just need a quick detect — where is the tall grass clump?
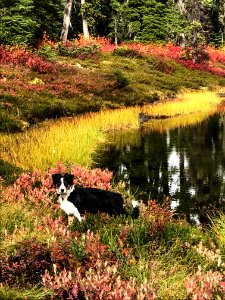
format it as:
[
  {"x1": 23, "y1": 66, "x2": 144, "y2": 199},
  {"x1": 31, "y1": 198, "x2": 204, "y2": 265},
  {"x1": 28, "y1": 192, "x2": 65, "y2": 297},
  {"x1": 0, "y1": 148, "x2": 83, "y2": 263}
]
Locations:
[
  {"x1": 0, "y1": 285, "x2": 52, "y2": 300},
  {"x1": 0, "y1": 203, "x2": 34, "y2": 240},
  {"x1": 0, "y1": 108, "x2": 139, "y2": 170}
]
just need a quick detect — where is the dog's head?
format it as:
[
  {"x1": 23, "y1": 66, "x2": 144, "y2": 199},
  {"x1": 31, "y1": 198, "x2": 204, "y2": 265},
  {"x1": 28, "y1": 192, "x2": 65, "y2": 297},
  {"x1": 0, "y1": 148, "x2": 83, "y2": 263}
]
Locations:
[{"x1": 52, "y1": 173, "x2": 74, "y2": 195}]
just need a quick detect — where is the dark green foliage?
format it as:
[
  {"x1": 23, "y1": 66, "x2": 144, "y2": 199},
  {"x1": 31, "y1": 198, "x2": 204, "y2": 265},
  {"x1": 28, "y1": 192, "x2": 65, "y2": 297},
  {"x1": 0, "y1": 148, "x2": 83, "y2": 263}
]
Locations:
[
  {"x1": 0, "y1": 0, "x2": 38, "y2": 45},
  {"x1": 0, "y1": 113, "x2": 26, "y2": 132},
  {"x1": 138, "y1": 0, "x2": 184, "y2": 43},
  {"x1": 0, "y1": 0, "x2": 63, "y2": 45},
  {"x1": 114, "y1": 69, "x2": 130, "y2": 88},
  {"x1": 208, "y1": 0, "x2": 224, "y2": 47},
  {"x1": 57, "y1": 43, "x2": 100, "y2": 59},
  {"x1": 36, "y1": 45, "x2": 57, "y2": 59},
  {"x1": 0, "y1": 93, "x2": 29, "y2": 131},
  {"x1": 113, "y1": 47, "x2": 142, "y2": 58},
  {"x1": 25, "y1": 102, "x2": 72, "y2": 124},
  {"x1": 70, "y1": 239, "x2": 87, "y2": 263}
]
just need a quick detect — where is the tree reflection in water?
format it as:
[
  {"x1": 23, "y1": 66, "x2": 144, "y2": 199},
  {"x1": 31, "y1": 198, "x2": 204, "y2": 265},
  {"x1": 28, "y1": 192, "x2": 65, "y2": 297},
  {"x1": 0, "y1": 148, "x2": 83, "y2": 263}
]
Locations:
[{"x1": 95, "y1": 113, "x2": 225, "y2": 225}]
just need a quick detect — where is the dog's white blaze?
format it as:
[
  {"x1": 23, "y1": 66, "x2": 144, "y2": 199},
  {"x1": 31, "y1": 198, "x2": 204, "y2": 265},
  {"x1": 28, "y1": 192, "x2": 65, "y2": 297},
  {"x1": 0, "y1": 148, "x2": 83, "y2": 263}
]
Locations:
[
  {"x1": 131, "y1": 200, "x2": 139, "y2": 208},
  {"x1": 58, "y1": 178, "x2": 66, "y2": 193},
  {"x1": 58, "y1": 196, "x2": 82, "y2": 222}
]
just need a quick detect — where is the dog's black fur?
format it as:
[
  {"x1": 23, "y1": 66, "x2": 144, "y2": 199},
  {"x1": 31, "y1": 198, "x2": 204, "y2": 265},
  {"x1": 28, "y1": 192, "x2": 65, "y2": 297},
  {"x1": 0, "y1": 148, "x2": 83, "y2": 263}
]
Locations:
[{"x1": 52, "y1": 173, "x2": 139, "y2": 221}]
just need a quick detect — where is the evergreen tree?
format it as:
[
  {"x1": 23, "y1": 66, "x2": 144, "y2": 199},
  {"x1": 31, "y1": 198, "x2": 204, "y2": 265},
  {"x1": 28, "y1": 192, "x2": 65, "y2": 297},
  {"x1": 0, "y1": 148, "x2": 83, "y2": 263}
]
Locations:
[
  {"x1": 0, "y1": 0, "x2": 223, "y2": 47},
  {"x1": 0, "y1": 0, "x2": 38, "y2": 45},
  {"x1": 209, "y1": 0, "x2": 225, "y2": 46},
  {"x1": 0, "y1": 0, "x2": 63, "y2": 45},
  {"x1": 139, "y1": 0, "x2": 184, "y2": 43}
]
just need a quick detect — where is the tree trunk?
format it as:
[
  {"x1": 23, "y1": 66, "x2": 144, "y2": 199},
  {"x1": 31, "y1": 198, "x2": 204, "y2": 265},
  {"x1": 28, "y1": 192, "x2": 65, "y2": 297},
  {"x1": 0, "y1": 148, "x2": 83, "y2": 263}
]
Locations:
[
  {"x1": 114, "y1": 15, "x2": 118, "y2": 46},
  {"x1": 61, "y1": 0, "x2": 73, "y2": 42},
  {"x1": 175, "y1": 0, "x2": 186, "y2": 15},
  {"x1": 81, "y1": 0, "x2": 90, "y2": 39}
]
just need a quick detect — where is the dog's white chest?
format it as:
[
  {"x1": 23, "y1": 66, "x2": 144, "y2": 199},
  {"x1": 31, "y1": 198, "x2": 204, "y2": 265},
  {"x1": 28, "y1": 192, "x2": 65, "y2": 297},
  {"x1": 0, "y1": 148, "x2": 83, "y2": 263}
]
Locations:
[
  {"x1": 60, "y1": 199, "x2": 75, "y2": 215},
  {"x1": 58, "y1": 195, "x2": 82, "y2": 222}
]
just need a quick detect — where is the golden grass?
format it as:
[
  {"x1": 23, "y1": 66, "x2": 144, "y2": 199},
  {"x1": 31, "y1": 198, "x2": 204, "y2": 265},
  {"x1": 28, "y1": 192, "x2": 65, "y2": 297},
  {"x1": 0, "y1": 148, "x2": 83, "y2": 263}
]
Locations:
[
  {"x1": 0, "y1": 109, "x2": 139, "y2": 170},
  {"x1": 0, "y1": 91, "x2": 221, "y2": 170},
  {"x1": 142, "y1": 91, "x2": 221, "y2": 117},
  {"x1": 141, "y1": 112, "x2": 211, "y2": 133}
]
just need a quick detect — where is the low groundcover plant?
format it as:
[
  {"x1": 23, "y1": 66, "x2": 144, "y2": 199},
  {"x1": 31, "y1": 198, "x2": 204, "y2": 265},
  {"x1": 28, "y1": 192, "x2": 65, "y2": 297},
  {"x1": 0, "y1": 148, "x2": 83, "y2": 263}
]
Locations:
[{"x1": 1, "y1": 162, "x2": 225, "y2": 299}]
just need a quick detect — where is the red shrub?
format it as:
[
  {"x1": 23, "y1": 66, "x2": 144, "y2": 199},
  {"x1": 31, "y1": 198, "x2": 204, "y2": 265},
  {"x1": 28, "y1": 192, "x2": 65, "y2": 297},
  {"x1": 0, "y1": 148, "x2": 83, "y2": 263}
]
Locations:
[
  {"x1": 3, "y1": 162, "x2": 113, "y2": 208},
  {"x1": 0, "y1": 46, "x2": 56, "y2": 73},
  {"x1": 42, "y1": 259, "x2": 157, "y2": 300},
  {"x1": 143, "y1": 199, "x2": 174, "y2": 235},
  {"x1": 0, "y1": 238, "x2": 52, "y2": 287},
  {"x1": 207, "y1": 47, "x2": 225, "y2": 64},
  {"x1": 185, "y1": 269, "x2": 225, "y2": 300}
]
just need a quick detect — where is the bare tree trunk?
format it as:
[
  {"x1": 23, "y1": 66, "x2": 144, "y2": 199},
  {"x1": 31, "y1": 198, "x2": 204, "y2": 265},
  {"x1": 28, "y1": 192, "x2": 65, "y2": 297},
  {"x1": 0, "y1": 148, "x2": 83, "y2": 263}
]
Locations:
[
  {"x1": 114, "y1": 15, "x2": 118, "y2": 46},
  {"x1": 81, "y1": 0, "x2": 90, "y2": 39},
  {"x1": 175, "y1": 0, "x2": 186, "y2": 14},
  {"x1": 61, "y1": 0, "x2": 73, "y2": 42}
]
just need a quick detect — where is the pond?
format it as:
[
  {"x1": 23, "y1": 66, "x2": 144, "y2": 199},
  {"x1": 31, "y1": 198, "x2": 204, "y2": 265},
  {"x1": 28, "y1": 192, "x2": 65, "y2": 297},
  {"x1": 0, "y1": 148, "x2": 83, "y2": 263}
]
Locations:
[{"x1": 95, "y1": 113, "x2": 225, "y2": 225}]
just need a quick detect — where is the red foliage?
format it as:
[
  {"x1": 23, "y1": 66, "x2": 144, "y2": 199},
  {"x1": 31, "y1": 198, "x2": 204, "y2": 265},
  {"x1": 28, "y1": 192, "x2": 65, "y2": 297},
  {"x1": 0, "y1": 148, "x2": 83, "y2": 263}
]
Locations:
[
  {"x1": 207, "y1": 47, "x2": 225, "y2": 64},
  {"x1": 0, "y1": 238, "x2": 52, "y2": 287},
  {"x1": 75, "y1": 34, "x2": 115, "y2": 52},
  {"x1": 0, "y1": 46, "x2": 56, "y2": 73},
  {"x1": 185, "y1": 269, "x2": 225, "y2": 300},
  {"x1": 42, "y1": 259, "x2": 157, "y2": 300},
  {"x1": 51, "y1": 162, "x2": 113, "y2": 189},
  {"x1": 2, "y1": 162, "x2": 112, "y2": 208},
  {"x1": 143, "y1": 199, "x2": 174, "y2": 235},
  {"x1": 112, "y1": 42, "x2": 225, "y2": 77},
  {"x1": 3, "y1": 39, "x2": 225, "y2": 80},
  {"x1": 0, "y1": 163, "x2": 179, "y2": 298},
  {"x1": 179, "y1": 59, "x2": 225, "y2": 76}
]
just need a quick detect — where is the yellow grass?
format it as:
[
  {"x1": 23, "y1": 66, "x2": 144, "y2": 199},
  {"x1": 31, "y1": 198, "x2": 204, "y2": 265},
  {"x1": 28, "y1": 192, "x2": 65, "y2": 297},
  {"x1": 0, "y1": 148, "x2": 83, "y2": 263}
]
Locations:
[
  {"x1": 142, "y1": 91, "x2": 221, "y2": 117},
  {"x1": 0, "y1": 91, "x2": 221, "y2": 170},
  {"x1": 141, "y1": 112, "x2": 211, "y2": 133}
]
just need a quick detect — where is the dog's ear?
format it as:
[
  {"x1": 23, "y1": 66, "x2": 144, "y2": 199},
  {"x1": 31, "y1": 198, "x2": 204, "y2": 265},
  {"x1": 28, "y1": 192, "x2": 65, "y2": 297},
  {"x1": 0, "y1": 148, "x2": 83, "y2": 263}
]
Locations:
[
  {"x1": 52, "y1": 173, "x2": 61, "y2": 185},
  {"x1": 64, "y1": 173, "x2": 74, "y2": 185}
]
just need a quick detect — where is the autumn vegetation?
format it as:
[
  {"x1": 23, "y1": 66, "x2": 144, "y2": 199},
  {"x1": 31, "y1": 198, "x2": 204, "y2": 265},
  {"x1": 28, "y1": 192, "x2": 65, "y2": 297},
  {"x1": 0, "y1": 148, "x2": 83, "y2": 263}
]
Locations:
[
  {"x1": 2, "y1": 36, "x2": 225, "y2": 299},
  {"x1": 1, "y1": 162, "x2": 225, "y2": 299}
]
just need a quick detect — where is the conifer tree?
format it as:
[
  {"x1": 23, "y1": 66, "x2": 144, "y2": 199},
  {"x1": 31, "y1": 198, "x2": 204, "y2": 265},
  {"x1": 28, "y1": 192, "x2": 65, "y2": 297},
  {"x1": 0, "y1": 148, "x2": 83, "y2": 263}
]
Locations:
[{"x1": 0, "y1": 0, "x2": 63, "y2": 45}]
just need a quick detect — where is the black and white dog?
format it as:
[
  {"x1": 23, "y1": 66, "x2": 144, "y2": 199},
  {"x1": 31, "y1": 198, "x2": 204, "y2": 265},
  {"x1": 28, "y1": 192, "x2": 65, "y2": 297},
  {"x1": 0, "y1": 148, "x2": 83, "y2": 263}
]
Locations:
[{"x1": 52, "y1": 173, "x2": 139, "y2": 224}]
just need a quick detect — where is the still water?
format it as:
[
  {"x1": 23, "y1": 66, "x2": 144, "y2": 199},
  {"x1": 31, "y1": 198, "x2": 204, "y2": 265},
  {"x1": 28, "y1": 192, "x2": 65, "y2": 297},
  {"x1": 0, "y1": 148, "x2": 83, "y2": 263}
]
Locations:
[{"x1": 96, "y1": 113, "x2": 225, "y2": 225}]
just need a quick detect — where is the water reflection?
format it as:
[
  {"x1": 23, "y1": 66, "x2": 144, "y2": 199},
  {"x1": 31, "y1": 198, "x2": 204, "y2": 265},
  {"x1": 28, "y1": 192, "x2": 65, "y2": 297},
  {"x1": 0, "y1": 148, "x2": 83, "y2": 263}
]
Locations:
[{"x1": 95, "y1": 113, "x2": 225, "y2": 224}]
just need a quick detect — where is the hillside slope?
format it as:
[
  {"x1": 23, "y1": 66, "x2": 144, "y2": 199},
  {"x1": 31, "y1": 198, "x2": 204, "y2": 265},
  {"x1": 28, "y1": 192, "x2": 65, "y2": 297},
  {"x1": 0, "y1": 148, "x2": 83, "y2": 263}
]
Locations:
[{"x1": 1, "y1": 48, "x2": 225, "y2": 133}]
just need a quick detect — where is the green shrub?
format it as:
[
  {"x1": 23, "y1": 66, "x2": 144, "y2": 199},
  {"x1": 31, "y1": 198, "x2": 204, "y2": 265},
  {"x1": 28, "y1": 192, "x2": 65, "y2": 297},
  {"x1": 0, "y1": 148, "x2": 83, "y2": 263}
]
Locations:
[
  {"x1": 57, "y1": 42, "x2": 100, "y2": 59},
  {"x1": 36, "y1": 45, "x2": 57, "y2": 59},
  {"x1": 0, "y1": 203, "x2": 33, "y2": 240},
  {"x1": 0, "y1": 285, "x2": 51, "y2": 300},
  {"x1": 113, "y1": 47, "x2": 142, "y2": 58},
  {"x1": 114, "y1": 70, "x2": 130, "y2": 88}
]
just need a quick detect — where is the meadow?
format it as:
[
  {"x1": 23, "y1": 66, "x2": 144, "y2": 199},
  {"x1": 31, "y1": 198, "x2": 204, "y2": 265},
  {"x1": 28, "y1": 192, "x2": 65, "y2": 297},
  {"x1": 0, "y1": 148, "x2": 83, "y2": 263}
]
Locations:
[
  {"x1": 1, "y1": 163, "x2": 225, "y2": 299},
  {"x1": 2, "y1": 39, "x2": 225, "y2": 299}
]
